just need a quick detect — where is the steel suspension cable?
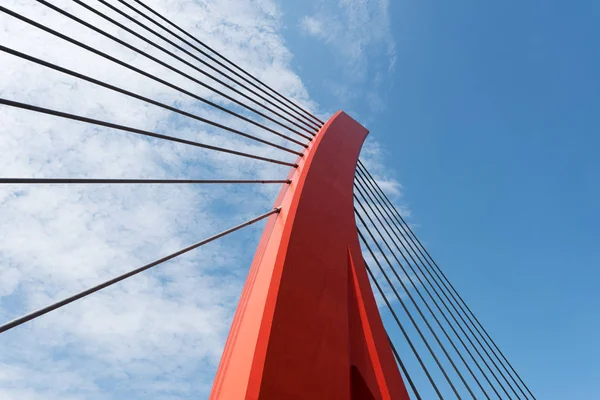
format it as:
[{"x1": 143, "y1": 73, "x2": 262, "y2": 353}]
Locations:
[
  {"x1": 0, "y1": 98, "x2": 297, "y2": 168},
  {"x1": 357, "y1": 224, "x2": 463, "y2": 399},
  {"x1": 355, "y1": 166, "x2": 518, "y2": 397},
  {"x1": 388, "y1": 336, "x2": 423, "y2": 400},
  {"x1": 355, "y1": 168, "x2": 514, "y2": 399},
  {"x1": 0, "y1": 178, "x2": 291, "y2": 185},
  {"x1": 354, "y1": 184, "x2": 493, "y2": 399},
  {"x1": 355, "y1": 174, "x2": 512, "y2": 398},
  {"x1": 356, "y1": 161, "x2": 529, "y2": 399},
  {"x1": 129, "y1": 0, "x2": 325, "y2": 128},
  {"x1": 356, "y1": 162, "x2": 524, "y2": 399},
  {"x1": 0, "y1": 44, "x2": 301, "y2": 159},
  {"x1": 356, "y1": 204, "x2": 473, "y2": 399},
  {"x1": 356, "y1": 160, "x2": 534, "y2": 399},
  {"x1": 363, "y1": 258, "x2": 444, "y2": 400},
  {"x1": 388, "y1": 331, "x2": 422, "y2": 400},
  {"x1": 403, "y1": 233, "x2": 534, "y2": 399},
  {"x1": 101, "y1": 0, "x2": 321, "y2": 134},
  {"x1": 7, "y1": 3, "x2": 310, "y2": 148},
  {"x1": 61, "y1": 0, "x2": 316, "y2": 141},
  {"x1": 0, "y1": 208, "x2": 280, "y2": 334}
]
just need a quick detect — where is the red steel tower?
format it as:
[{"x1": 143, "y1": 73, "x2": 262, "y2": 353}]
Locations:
[{"x1": 211, "y1": 112, "x2": 410, "y2": 400}]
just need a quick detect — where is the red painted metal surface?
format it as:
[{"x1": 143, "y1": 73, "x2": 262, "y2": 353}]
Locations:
[{"x1": 210, "y1": 111, "x2": 410, "y2": 400}]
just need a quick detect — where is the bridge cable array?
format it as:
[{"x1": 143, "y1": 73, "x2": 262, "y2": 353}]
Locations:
[
  {"x1": 125, "y1": 0, "x2": 325, "y2": 128},
  {"x1": 0, "y1": 208, "x2": 280, "y2": 334},
  {"x1": 0, "y1": 0, "x2": 322, "y2": 332},
  {"x1": 354, "y1": 160, "x2": 536, "y2": 399},
  {"x1": 0, "y1": 1, "x2": 536, "y2": 398}
]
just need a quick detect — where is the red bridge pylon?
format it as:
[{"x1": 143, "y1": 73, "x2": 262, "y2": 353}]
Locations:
[{"x1": 211, "y1": 111, "x2": 410, "y2": 400}]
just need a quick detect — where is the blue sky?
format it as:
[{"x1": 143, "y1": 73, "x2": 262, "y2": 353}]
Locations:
[
  {"x1": 283, "y1": 1, "x2": 599, "y2": 398},
  {"x1": 0, "y1": 0, "x2": 598, "y2": 399}
]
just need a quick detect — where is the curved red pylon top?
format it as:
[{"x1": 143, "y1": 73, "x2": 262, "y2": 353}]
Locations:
[{"x1": 211, "y1": 111, "x2": 409, "y2": 400}]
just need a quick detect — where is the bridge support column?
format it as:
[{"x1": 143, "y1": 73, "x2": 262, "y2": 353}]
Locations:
[{"x1": 211, "y1": 111, "x2": 409, "y2": 400}]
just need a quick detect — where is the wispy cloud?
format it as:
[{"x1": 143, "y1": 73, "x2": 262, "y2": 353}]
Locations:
[{"x1": 299, "y1": 0, "x2": 396, "y2": 113}]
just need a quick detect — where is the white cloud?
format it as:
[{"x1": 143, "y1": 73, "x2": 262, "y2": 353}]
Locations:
[
  {"x1": 299, "y1": 0, "x2": 396, "y2": 85},
  {"x1": 0, "y1": 0, "x2": 405, "y2": 398},
  {"x1": 0, "y1": 0, "x2": 309, "y2": 398},
  {"x1": 299, "y1": 15, "x2": 324, "y2": 38},
  {"x1": 360, "y1": 139, "x2": 405, "y2": 199}
]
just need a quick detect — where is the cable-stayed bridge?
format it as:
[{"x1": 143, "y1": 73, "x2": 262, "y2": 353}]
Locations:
[{"x1": 0, "y1": 1, "x2": 534, "y2": 399}]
